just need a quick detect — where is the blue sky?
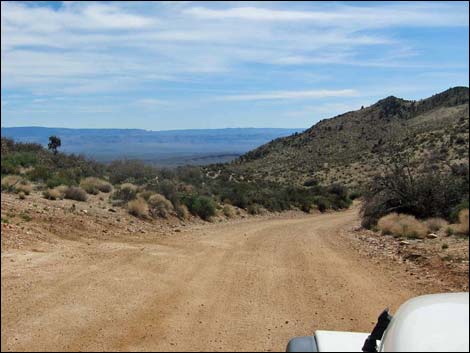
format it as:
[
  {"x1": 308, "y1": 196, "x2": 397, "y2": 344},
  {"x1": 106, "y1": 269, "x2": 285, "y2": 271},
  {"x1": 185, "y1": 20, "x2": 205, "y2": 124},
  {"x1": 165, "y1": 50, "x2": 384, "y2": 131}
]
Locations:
[{"x1": 1, "y1": 1, "x2": 469, "y2": 130}]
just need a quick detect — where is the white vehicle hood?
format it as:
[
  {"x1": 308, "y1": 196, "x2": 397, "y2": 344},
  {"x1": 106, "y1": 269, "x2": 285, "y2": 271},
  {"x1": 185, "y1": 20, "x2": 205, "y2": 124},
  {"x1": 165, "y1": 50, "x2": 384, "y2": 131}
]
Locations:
[{"x1": 315, "y1": 330, "x2": 372, "y2": 352}]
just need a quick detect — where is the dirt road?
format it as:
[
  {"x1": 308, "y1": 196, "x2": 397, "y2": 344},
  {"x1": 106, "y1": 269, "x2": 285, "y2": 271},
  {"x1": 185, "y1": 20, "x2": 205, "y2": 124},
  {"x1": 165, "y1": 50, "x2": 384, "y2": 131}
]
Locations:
[{"x1": 2, "y1": 207, "x2": 426, "y2": 351}]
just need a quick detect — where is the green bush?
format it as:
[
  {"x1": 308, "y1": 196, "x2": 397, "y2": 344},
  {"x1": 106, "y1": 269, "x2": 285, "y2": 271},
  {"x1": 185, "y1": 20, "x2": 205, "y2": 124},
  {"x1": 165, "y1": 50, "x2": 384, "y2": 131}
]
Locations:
[
  {"x1": 183, "y1": 195, "x2": 216, "y2": 220},
  {"x1": 315, "y1": 197, "x2": 331, "y2": 213}
]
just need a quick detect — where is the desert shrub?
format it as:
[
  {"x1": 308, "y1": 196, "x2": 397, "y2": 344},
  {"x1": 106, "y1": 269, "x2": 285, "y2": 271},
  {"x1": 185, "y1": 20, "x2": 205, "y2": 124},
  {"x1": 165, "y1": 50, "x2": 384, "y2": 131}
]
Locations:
[
  {"x1": 1, "y1": 175, "x2": 23, "y2": 192},
  {"x1": 247, "y1": 203, "x2": 263, "y2": 215},
  {"x1": 223, "y1": 204, "x2": 236, "y2": 218},
  {"x1": 64, "y1": 186, "x2": 88, "y2": 202},
  {"x1": 97, "y1": 180, "x2": 112, "y2": 193},
  {"x1": 148, "y1": 193, "x2": 174, "y2": 218},
  {"x1": 183, "y1": 195, "x2": 216, "y2": 220},
  {"x1": 349, "y1": 190, "x2": 362, "y2": 200},
  {"x1": 450, "y1": 200, "x2": 469, "y2": 223},
  {"x1": 453, "y1": 209, "x2": 469, "y2": 235},
  {"x1": 175, "y1": 204, "x2": 190, "y2": 220},
  {"x1": 303, "y1": 178, "x2": 319, "y2": 187},
  {"x1": 127, "y1": 198, "x2": 149, "y2": 218},
  {"x1": 43, "y1": 188, "x2": 62, "y2": 200},
  {"x1": 54, "y1": 185, "x2": 68, "y2": 197},
  {"x1": 1, "y1": 152, "x2": 38, "y2": 176},
  {"x1": 108, "y1": 160, "x2": 156, "y2": 184},
  {"x1": 361, "y1": 154, "x2": 469, "y2": 228},
  {"x1": 15, "y1": 182, "x2": 32, "y2": 195},
  {"x1": 80, "y1": 177, "x2": 112, "y2": 195},
  {"x1": 314, "y1": 196, "x2": 331, "y2": 213},
  {"x1": 138, "y1": 190, "x2": 155, "y2": 201},
  {"x1": 112, "y1": 183, "x2": 138, "y2": 203},
  {"x1": 425, "y1": 218, "x2": 449, "y2": 232},
  {"x1": 377, "y1": 213, "x2": 429, "y2": 239},
  {"x1": 154, "y1": 180, "x2": 179, "y2": 206}
]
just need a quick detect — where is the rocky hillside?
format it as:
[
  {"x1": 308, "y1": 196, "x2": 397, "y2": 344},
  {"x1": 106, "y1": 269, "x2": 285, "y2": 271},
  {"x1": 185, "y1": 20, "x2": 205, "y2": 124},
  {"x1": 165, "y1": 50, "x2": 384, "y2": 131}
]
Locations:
[{"x1": 226, "y1": 87, "x2": 469, "y2": 189}]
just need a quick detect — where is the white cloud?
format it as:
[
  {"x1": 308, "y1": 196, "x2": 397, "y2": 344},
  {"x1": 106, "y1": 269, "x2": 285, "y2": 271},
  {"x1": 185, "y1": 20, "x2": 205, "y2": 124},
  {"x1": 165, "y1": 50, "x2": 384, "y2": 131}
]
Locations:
[
  {"x1": 217, "y1": 89, "x2": 359, "y2": 101},
  {"x1": 186, "y1": 3, "x2": 469, "y2": 28},
  {"x1": 1, "y1": 1, "x2": 468, "y2": 100}
]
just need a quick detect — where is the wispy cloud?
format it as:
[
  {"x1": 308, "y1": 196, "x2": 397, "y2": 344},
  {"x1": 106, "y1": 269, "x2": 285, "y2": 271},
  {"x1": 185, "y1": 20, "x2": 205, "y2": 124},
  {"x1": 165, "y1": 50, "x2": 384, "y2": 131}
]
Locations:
[
  {"x1": 185, "y1": 3, "x2": 469, "y2": 27},
  {"x1": 217, "y1": 89, "x2": 359, "y2": 101},
  {"x1": 1, "y1": 1, "x2": 468, "y2": 129}
]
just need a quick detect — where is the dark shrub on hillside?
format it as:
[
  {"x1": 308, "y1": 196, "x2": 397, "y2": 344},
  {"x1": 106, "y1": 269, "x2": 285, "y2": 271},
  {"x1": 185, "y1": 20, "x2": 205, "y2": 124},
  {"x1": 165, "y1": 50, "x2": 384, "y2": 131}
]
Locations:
[
  {"x1": 182, "y1": 195, "x2": 216, "y2": 220},
  {"x1": 107, "y1": 160, "x2": 156, "y2": 184},
  {"x1": 111, "y1": 183, "x2": 138, "y2": 203},
  {"x1": 150, "y1": 179, "x2": 179, "y2": 207},
  {"x1": 361, "y1": 154, "x2": 469, "y2": 228},
  {"x1": 314, "y1": 196, "x2": 332, "y2": 213},
  {"x1": 64, "y1": 186, "x2": 88, "y2": 202},
  {"x1": 303, "y1": 178, "x2": 319, "y2": 187},
  {"x1": 451, "y1": 200, "x2": 470, "y2": 223}
]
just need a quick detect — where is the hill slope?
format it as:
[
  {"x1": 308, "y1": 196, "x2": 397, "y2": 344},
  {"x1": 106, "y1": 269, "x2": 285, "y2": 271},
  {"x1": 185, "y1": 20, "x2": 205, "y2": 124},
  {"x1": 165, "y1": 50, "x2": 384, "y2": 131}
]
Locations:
[{"x1": 226, "y1": 87, "x2": 469, "y2": 188}]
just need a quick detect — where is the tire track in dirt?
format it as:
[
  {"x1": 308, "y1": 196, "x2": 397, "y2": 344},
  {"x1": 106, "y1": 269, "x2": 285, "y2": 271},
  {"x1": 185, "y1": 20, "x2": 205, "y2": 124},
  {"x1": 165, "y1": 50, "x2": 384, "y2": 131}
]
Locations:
[{"x1": 2, "y1": 207, "x2": 427, "y2": 352}]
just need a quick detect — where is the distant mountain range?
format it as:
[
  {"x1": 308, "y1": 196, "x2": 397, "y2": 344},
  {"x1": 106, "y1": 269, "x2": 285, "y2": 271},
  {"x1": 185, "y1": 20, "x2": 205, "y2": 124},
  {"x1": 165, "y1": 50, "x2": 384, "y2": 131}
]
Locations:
[
  {"x1": 0, "y1": 127, "x2": 304, "y2": 166},
  {"x1": 225, "y1": 87, "x2": 469, "y2": 188}
]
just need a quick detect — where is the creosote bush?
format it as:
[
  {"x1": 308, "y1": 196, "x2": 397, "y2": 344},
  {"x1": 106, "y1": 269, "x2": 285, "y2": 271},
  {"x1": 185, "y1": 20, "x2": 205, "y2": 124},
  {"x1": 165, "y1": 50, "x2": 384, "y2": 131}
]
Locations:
[{"x1": 183, "y1": 195, "x2": 216, "y2": 220}]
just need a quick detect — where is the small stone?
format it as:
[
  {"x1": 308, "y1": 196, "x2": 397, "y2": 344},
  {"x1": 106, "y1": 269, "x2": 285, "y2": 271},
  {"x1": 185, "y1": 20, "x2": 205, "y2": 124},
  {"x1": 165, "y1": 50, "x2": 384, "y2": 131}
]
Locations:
[
  {"x1": 426, "y1": 233, "x2": 438, "y2": 239},
  {"x1": 108, "y1": 208, "x2": 117, "y2": 213},
  {"x1": 399, "y1": 241, "x2": 410, "y2": 246}
]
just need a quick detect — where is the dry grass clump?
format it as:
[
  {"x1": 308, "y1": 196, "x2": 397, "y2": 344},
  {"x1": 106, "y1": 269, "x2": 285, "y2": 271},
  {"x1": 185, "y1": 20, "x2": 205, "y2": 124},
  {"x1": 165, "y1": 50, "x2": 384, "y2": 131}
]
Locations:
[
  {"x1": 64, "y1": 186, "x2": 88, "y2": 202},
  {"x1": 43, "y1": 188, "x2": 63, "y2": 200},
  {"x1": 15, "y1": 181, "x2": 32, "y2": 195},
  {"x1": 175, "y1": 204, "x2": 189, "y2": 220},
  {"x1": 128, "y1": 198, "x2": 149, "y2": 218},
  {"x1": 54, "y1": 185, "x2": 68, "y2": 197},
  {"x1": 378, "y1": 213, "x2": 429, "y2": 239},
  {"x1": 425, "y1": 217, "x2": 449, "y2": 232},
  {"x1": 148, "y1": 193, "x2": 174, "y2": 218},
  {"x1": 80, "y1": 177, "x2": 113, "y2": 195},
  {"x1": 1, "y1": 175, "x2": 23, "y2": 192},
  {"x1": 449, "y1": 209, "x2": 469, "y2": 236},
  {"x1": 113, "y1": 183, "x2": 138, "y2": 202},
  {"x1": 138, "y1": 190, "x2": 155, "y2": 201},
  {"x1": 1, "y1": 175, "x2": 32, "y2": 195},
  {"x1": 223, "y1": 204, "x2": 236, "y2": 218}
]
